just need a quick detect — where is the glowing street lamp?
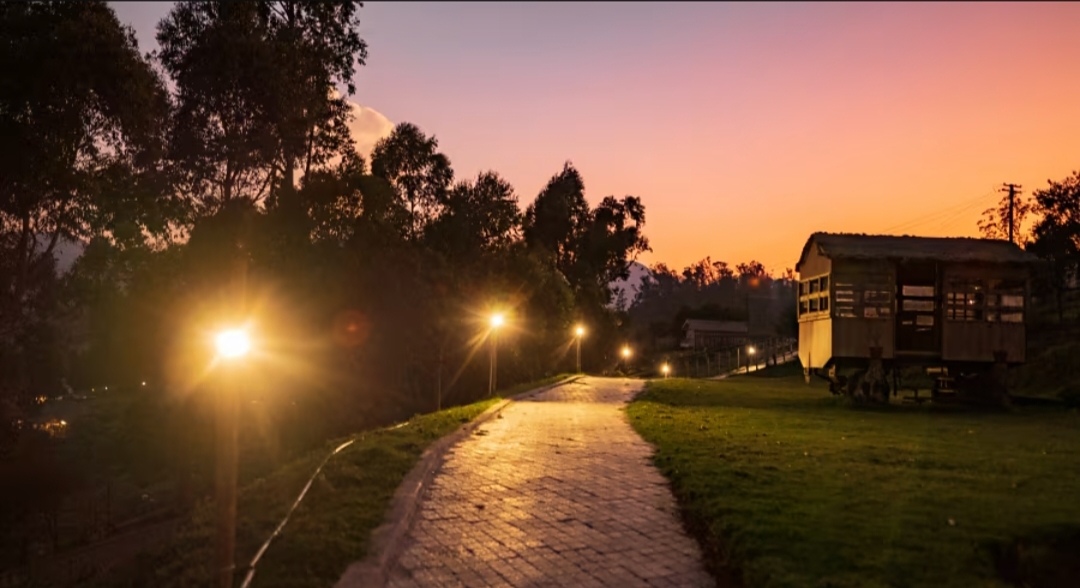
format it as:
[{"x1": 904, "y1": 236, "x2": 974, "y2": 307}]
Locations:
[
  {"x1": 574, "y1": 325, "x2": 586, "y2": 374},
  {"x1": 488, "y1": 314, "x2": 504, "y2": 396},
  {"x1": 215, "y1": 328, "x2": 251, "y2": 359},
  {"x1": 747, "y1": 345, "x2": 757, "y2": 372},
  {"x1": 620, "y1": 345, "x2": 633, "y2": 372},
  {"x1": 212, "y1": 326, "x2": 251, "y2": 588},
  {"x1": 661, "y1": 363, "x2": 671, "y2": 378}
]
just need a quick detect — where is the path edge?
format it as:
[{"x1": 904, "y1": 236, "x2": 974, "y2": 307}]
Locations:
[{"x1": 334, "y1": 375, "x2": 584, "y2": 588}]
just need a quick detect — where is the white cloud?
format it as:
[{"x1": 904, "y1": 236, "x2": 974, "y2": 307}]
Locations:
[{"x1": 346, "y1": 100, "x2": 395, "y2": 162}]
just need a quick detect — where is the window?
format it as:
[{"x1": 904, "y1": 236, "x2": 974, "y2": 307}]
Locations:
[
  {"x1": 903, "y1": 299, "x2": 935, "y2": 312},
  {"x1": 830, "y1": 279, "x2": 891, "y2": 319},
  {"x1": 903, "y1": 285, "x2": 935, "y2": 297},
  {"x1": 798, "y1": 274, "x2": 831, "y2": 320},
  {"x1": 835, "y1": 283, "x2": 856, "y2": 318},
  {"x1": 948, "y1": 279, "x2": 1025, "y2": 323},
  {"x1": 863, "y1": 289, "x2": 892, "y2": 318}
]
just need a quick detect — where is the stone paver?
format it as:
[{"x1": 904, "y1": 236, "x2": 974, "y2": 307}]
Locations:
[{"x1": 385, "y1": 377, "x2": 714, "y2": 588}]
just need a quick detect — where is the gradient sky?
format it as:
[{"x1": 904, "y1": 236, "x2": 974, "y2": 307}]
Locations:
[{"x1": 112, "y1": 2, "x2": 1080, "y2": 274}]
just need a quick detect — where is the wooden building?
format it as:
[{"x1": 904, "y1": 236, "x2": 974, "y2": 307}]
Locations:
[
  {"x1": 795, "y1": 233, "x2": 1038, "y2": 399},
  {"x1": 680, "y1": 319, "x2": 749, "y2": 350}
]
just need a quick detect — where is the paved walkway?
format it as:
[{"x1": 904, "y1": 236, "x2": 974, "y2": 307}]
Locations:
[{"x1": 382, "y1": 377, "x2": 713, "y2": 587}]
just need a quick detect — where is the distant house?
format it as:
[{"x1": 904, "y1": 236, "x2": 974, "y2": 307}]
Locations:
[{"x1": 681, "y1": 319, "x2": 749, "y2": 350}]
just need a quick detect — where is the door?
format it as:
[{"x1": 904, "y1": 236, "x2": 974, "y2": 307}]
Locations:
[{"x1": 895, "y1": 262, "x2": 940, "y2": 354}]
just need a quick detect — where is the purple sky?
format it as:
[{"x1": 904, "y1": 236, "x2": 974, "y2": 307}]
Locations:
[{"x1": 111, "y1": 2, "x2": 1080, "y2": 273}]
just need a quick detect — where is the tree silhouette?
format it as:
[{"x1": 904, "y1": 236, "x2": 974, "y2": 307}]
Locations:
[
  {"x1": 371, "y1": 122, "x2": 454, "y2": 242},
  {"x1": 1, "y1": 0, "x2": 168, "y2": 415}
]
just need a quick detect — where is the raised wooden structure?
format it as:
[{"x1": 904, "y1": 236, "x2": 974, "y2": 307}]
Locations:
[{"x1": 795, "y1": 232, "x2": 1038, "y2": 402}]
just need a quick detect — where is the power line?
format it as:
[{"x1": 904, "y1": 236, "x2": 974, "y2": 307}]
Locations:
[
  {"x1": 882, "y1": 188, "x2": 998, "y2": 234},
  {"x1": 925, "y1": 197, "x2": 997, "y2": 234}
]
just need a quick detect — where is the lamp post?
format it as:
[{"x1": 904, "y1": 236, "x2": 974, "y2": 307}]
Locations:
[
  {"x1": 661, "y1": 363, "x2": 671, "y2": 378},
  {"x1": 213, "y1": 327, "x2": 250, "y2": 588},
  {"x1": 489, "y1": 314, "x2": 504, "y2": 396},
  {"x1": 747, "y1": 345, "x2": 757, "y2": 373},
  {"x1": 574, "y1": 325, "x2": 585, "y2": 374},
  {"x1": 621, "y1": 345, "x2": 632, "y2": 371}
]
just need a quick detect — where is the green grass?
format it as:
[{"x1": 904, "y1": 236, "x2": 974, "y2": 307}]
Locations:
[
  {"x1": 628, "y1": 366, "x2": 1080, "y2": 588},
  {"x1": 99, "y1": 397, "x2": 499, "y2": 587}
]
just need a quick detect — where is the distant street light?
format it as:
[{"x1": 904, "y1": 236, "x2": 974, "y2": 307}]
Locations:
[
  {"x1": 488, "y1": 314, "x2": 504, "y2": 396},
  {"x1": 574, "y1": 325, "x2": 586, "y2": 374},
  {"x1": 213, "y1": 326, "x2": 251, "y2": 588},
  {"x1": 621, "y1": 345, "x2": 632, "y2": 372},
  {"x1": 661, "y1": 363, "x2": 671, "y2": 378},
  {"x1": 747, "y1": 345, "x2": 757, "y2": 372}
]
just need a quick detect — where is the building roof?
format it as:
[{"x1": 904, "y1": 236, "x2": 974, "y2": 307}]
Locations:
[
  {"x1": 796, "y1": 232, "x2": 1039, "y2": 272},
  {"x1": 682, "y1": 319, "x2": 749, "y2": 333}
]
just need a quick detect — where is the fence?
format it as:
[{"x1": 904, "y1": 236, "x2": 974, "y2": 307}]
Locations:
[{"x1": 666, "y1": 337, "x2": 798, "y2": 379}]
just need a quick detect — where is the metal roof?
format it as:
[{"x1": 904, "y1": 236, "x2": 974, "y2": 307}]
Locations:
[{"x1": 796, "y1": 232, "x2": 1039, "y2": 272}]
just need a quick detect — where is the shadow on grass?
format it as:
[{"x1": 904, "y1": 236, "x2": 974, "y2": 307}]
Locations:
[{"x1": 988, "y1": 524, "x2": 1080, "y2": 588}]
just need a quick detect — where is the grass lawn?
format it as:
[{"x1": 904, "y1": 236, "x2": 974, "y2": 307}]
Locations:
[{"x1": 628, "y1": 365, "x2": 1080, "y2": 588}]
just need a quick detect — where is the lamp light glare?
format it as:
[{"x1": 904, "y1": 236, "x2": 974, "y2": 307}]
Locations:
[
  {"x1": 490, "y1": 313, "x2": 505, "y2": 329},
  {"x1": 215, "y1": 329, "x2": 251, "y2": 359}
]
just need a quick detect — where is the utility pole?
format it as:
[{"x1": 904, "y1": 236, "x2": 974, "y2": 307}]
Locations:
[{"x1": 1002, "y1": 183, "x2": 1022, "y2": 243}]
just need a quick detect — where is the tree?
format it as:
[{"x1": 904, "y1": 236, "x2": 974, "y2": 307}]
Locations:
[
  {"x1": 0, "y1": 0, "x2": 168, "y2": 415},
  {"x1": 1028, "y1": 170, "x2": 1080, "y2": 321},
  {"x1": 978, "y1": 190, "x2": 1034, "y2": 242},
  {"x1": 371, "y1": 123, "x2": 454, "y2": 241},
  {"x1": 157, "y1": 1, "x2": 277, "y2": 215},
  {"x1": 427, "y1": 171, "x2": 521, "y2": 259},
  {"x1": 523, "y1": 162, "x2": 650, "y2": 306},
  {"x1": 523, "y1": 162, "x2": 590, "y2": 278},
  {"x1": 258, "y1": 1, "x2": 367, "y2": 201},
  {"x1": 581, "y1": 195, "x2": 650, "y2": 288},
  {"x1": 156, "y1": 0, "x2": 367, "y2": 217}
]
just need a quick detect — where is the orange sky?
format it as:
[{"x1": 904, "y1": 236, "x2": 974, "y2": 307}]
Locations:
[{"x1": 116, "y1": 2, "x2": 1080, "y2": 274}]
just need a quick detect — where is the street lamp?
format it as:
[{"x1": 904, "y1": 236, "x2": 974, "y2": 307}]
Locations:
[
  {"x1": 216, "y1": 328, "x2": 251, "y2": 359},
  {"x1": 747, "y1": 345, "x2": 757, "y2": 372},
  {"x1": 661, "y1": 363, "x2": 671, "y2": 378},
  {"x1": 574, "y1": 325, "x2": 585, "y2": 374},
  {"x1": 213, "y1": 327, "x2": 250, "y2": 588},
  {"x1": 488, "y1": 314, "x2": 504, "y2": 396},
  {"x1": 620, "y1": 345, "x2": 632, "y2": 372}
]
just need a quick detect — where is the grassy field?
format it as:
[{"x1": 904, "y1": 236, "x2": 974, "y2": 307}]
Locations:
[{"x1": 628, "y1": 365, "x2": 1080, "y2": 588}]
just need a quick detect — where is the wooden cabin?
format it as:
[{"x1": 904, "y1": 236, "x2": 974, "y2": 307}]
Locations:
[{"x1": 795, "y1": 233, "x2": 1038, "y2": 372}]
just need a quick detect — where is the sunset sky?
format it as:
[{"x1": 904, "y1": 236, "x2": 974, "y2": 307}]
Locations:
[{"x1": 112, "y1": 2, "x2": 1080, "y2": 274}]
